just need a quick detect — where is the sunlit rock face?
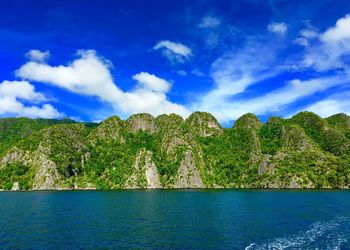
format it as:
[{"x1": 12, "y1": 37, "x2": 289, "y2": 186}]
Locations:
[
  {"x1": 126, "y1": 113, "x2": 158, "y2": 134},
  {"x1": 0, "y1": 111, "x2": 349, "y2": 190}
]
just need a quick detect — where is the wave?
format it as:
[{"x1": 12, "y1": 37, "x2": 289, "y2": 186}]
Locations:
[{"x1": 245, "y1": 217, "x2": 350, "y2": 250}]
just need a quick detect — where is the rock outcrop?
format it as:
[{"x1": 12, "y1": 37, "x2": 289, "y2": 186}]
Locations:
[
  {"x1": 174, "y1": 151, "x2": 204, "y2": 188},
  {"x1": 0, "y1": 111, "x2": 349, "y2": 190},
  {"x1": 126, "y1": 113, "x2": 157, "y2": 134},
  {"x1": 186, "y1": 112, "x2": 223, "y2": 137},
  {"x1": 92, "y1": 116, "x2": 124, "y2": 142},
  {"x1": 11, "y1": 182, "x2": 19, "y2": 191},
  {"x1": 125, "y1": 149, "x2": 162, "y2": 189},
  {"x1": 32, "y1": 151, "x2": 60, "y2": 190}
]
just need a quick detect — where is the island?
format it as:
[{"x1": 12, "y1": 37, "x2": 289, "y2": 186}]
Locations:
[{"x1": 0, "y1": 111, "x2": 349, "y2": 190}]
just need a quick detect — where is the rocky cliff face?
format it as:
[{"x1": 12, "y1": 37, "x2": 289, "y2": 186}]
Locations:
[
  {"x1": 186, "y1": 112, "x2": 223, "y2": 137},
  {"x1": 125, "y1": 149, "x2": 162, "y2": 189},
  {"x1": 154, "y1": 114, "x2": 205, "y2": 187},
  {"x1": 0, "y1": 111, "x2": 349, "y2": 190},
  {"x1": 92, "y1": 116, "x2": 124, "y2": 142},
  {"x1": 126, "y1": 113, "x2": 158, "y2": 134},
  {"x1": 174, "y1": 151, "x2": 204, "y2": 188}
]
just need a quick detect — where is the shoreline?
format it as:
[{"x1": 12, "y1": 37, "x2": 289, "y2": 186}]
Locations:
[{"x1": 1, "y1": 187, "x2": 349, "y2": 192}]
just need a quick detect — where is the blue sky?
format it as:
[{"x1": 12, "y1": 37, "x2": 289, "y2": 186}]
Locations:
[{"x1": 0, "y1": 0, "x2": 350, "y2": 125}]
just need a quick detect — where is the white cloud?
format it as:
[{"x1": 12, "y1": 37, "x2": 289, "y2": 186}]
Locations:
[
  {"x1": 26, "y1": 49, "x2": 50, "y2": 63},
  {"x1": 154, "y1": 41, "x2": 191, "y2": 57},
  {"x1": 193, "y1": 73, "x2": 347, "y2": 123},
  {"x1": 321, "y1": 14, "x2": 350, "y2": 42},
  {"x1": 294, "y1": 28, "x2": 319, "y2": 47},
  {"x1": 305, "y1": 100, "x2": 350, "y2": 117},
  {"x1": 292, "y1": 92, "x2": 350, "y2": 118},
  {"x1": 0, "y1": 80, "x2": 63, "y2": 118},
  {"x1": 17, "y1": 50, "x2": 121, "y2": 103},
  {"x1": 199, "y1": 16, "x2": 221, "y2": 28},
  {"x1": 191, "y1": 69, "x2": 205, "y2": 77},
  {"x1": 17, "y1": 50, "x2": 190, "y2": 118},
  {"x1": 0, "y1": 80, "x2": 45, "y2": 102},
  {"x1": 132, "y1": 72, "x2": 171, "y2": 93},
  {"x1": 302, "y1": 14, "x2": 350, "y2": 73},
  {"x1": 195, "y1": 38, "x2": 281, "y2": 112},
  {"x1": 300, "y1": 28, "x2": 318, "y2": 39},
  {"x1": 190, "y1": 15, "x2": 350, "y2": 123},
  {"x1": 16, "y1": 104, "x2": 63, "y2": 119},
  {"x1": 267, "y1": 22, "x2": 287, "y2": 35},
  {"x1": 177, "y1": 70, "x2": 187, "y2": 76},
  {"x1": 153, "y1": 40, "x2": 192, "y2": 63},
  {"x1": 294, "y1": 37, "x2": 309, "y2": 47}
]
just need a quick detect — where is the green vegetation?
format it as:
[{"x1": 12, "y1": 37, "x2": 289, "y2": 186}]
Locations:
[
  {"x1": 0, "y1": 163, "x2": 34, "y2": 190},
  {"x1": 0, "y1": 111, "x2": 349, "y2": 190},
  {"x1": 0, "y1": 117, "x2": 76, "y2": 156}
]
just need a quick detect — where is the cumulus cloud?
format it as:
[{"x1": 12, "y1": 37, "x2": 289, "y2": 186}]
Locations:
[
  {"x1": 0, "y1": 80, "x2": 45, "y2": 102},
  {"x1": 26, "y1": 49, "x2": 50, "y2": 63},
  {"x1": 17, "y1": 50, "x2": 190, "y2": 118},
  {"x1": 321, "y1": 15, "x2": 350, "y2": 42},
  {"x1": 11, "y1": 14, "x2": 350, "y2": 123},
  {"x1": 199, "y1": 16, "x2": 221, "y2": 28},
  {"x1": 17, "y1": 50, "x2": 119, "y2": 101},
  {"x1": 267, "y1": 22, "x2": 287, "y2": 35},
  {"x1": 302, "y1": 14, "x2": 350, "y2": 73},
  {"x1": 153, "y1": 40, "x2": 192, "y2": 63},
  {"x1": 0, "y1": 80, "x2": 63, "y2": 118},
  {"x1": 132, "y1": 72, "x2": 171, "y2": 93}
]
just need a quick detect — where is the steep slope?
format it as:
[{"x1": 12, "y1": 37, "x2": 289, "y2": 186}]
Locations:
[
  {"x1": 326, "y1": 113, "x2": 350, "y2": 138},
  {"x1": 186, "y1": 112, "x2": 223, "y2": 137},
  {"x1": 0, "y1": 117, "x2": 75, "y2": 157},
  {"x1": 0, "y1": 111, "x2": 350, "y2": 190},
  {"x1": 0, "y1": 123, "x2": 91, "y2": 190},
  {"x1": 256, "y1": 113, "x2": 350, "y2": 188},
  {"x1": 291, "y1": 112, "x2": 349, "y2": 156},
  {"x1": 125, "y1": 149, "x2": 162, "y2": 189},
  {"x1": 155, "y1": 114, "x2": 204, "y2": 188}
]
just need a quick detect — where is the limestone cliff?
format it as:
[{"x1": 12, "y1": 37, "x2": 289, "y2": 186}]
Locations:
[
  {"x1": 0, "y1": 111, "x2": 349, "y2": 190},
  {"x1": 125, "y1": 149, "x2": 162, "y2": 189}
]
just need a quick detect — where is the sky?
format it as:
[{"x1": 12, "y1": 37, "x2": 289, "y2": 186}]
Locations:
[{"x1": 0, "y1": 0, "x2": 350, "y2": 125}]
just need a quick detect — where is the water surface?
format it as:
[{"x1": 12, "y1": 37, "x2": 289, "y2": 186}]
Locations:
[{"x1": 0, "y1": 190, "x2": 349, "y2": 249}]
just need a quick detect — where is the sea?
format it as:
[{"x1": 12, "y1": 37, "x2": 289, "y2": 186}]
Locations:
[{"x1": 0, "y1": 189, "x2": 349, "y2": 249}]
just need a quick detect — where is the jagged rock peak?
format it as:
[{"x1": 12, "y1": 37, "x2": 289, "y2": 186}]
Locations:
[
  {"x1": 282, "y1": 124, "x2": 313, "y2": 152},
  {"x1": 156, "y1": 114, "x2": 190, "y2": 154},
  {"x1": 291, "y1": 111, "x2": 325, "y2": 127},
  {"x1": 328, "y1": 113, "x2": 350, "y2": 119},
  {"x1": 326, "y1": 113, "x2": 350, "y2": 130},
  {"x1": 266, "y1": 116, "x2": 284, "y2": 125},
  {"x1": 233, "y1": 113, "x2": 262, "y2": 130},
  {"x1": 100, "y1": 115, "x2": 122, "y2": 124},
  {"x1": 94, "y1": 115, "x2": 123, "y2": 140},
  {"x1": 155, "y1": 114, "x2": 187, "y2": 137},
  {"x1": 126, "y1": 113, "x2": 157, "y2": 134},
  {"x1": 186, "y1": 112, "x2": 223, "y2": 137},
  {"x1": 156, "y1": 113, "x2": 184, "y2": 127}
]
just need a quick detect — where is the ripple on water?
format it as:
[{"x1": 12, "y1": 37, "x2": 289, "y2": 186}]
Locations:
[{"x1": 245, "y1": 217, "x2": 350, "y2": 250}]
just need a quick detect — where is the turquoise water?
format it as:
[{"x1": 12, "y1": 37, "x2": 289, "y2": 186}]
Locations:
[{"x1": 0, "y1": 190, "x2": 350, "y2": 249}]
